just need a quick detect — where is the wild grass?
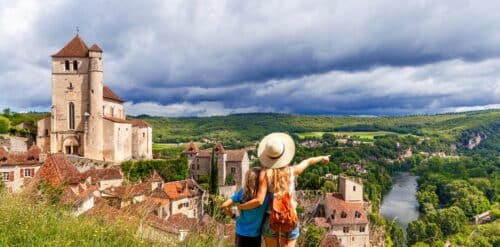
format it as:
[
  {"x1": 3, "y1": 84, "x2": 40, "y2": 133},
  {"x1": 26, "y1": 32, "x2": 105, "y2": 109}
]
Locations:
[{"x1": 0, "y1": 191, "x2": 153, "y2": 247}]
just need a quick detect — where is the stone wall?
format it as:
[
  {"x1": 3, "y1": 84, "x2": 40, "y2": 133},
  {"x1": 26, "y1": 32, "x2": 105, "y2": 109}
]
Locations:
[{"x1": 0, "y1": 135, "x2": 29, "y2": 152}]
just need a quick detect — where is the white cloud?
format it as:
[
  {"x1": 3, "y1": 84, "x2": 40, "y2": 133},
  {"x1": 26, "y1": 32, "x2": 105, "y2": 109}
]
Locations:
[{"x1": 124, "y1": 101, "x2": 278, "y2": 117}]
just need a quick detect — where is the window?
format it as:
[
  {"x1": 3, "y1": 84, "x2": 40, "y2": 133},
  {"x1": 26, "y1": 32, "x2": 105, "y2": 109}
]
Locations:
[
  {"x1": 360, "y1": 226, "x2": 365, "y2": 232},
  {"x1": 45, "y1": 129, "x2": 49, "y2": 136},
  {"x1": 343, "y1": 227, "x2": 349, "y2": 233},
  {"x1": 111, "y1": 107, "x2": 114, "y2": 117},
  {"x1": 68, "y1": 102, "x2": 75, "y2": 129},
  {"x1": 355, "y1": 211, "x2": 361, "y2": 218},
  {"x1": 341, "y1": 211, "x2": 347, "y2": 218},
  {"x1": 73, "y1": 60, "x2": 78, "y2": 70},
  {"x1": 197, "y1": 164, "x2": 200, "y2": 170},
  {"x1": 65, "y1": 60, "x2": 70, "y2": 70},
  {"x1": 68, "y1": 82, "x2": 73, "y2": 90},
  {"x1": 2, "y1": 172, "x2": 9, "y2": 181},
  {"x1": 353, "y1": 186, "x2": 356, "y2": 191},
  {"x1": 24, "y1": 169, "x2": 32, "y2": 177},
  {"x1": 230, "y1": 167, "x2": 236, "y2": 174},
  {"x1": 191, "y1": 164, "x2": 195, "y2": 169},
  {"x1": 143, "y1": 133, "x2": 145, "y2": 138}
]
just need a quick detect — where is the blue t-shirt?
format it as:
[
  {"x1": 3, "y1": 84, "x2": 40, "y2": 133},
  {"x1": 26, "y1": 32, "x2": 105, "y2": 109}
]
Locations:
[{"x1": 231, "y1": 189, "x2": 269, "y2": 237}]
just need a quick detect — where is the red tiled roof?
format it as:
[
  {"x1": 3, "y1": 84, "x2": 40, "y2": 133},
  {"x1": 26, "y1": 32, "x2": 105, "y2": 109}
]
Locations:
[
  {"x1": 319, "y1": 234, "x2": 342, "y2": 247},
  {"x1": 147, "y1": 170, "x2": 163, "y2": 183},
  {"x1": 103, "y1": 182, "x2": 150, "y2": 199},
  {"x1": 84, "y1": 197, "x2": 121, "y2": 222},
  {"x1": 83, "y1": 168, "x2": 122, "y2": 184},
  {"x1": 214, "y1": 143, "x2": 225, "y2": 154},
  {"x1": 226, "y1": 150, "x2": 246, "y2": 162},
  {"x1": 103, "y1": 86, "x2": 124, "y2": 103},
  {"x1": 166, "y1": 213, "x2": 198, "y2": 231},
  {"x1": 316, "y1": 193, "x2": 368, "y2": 226},
  {"x1": 183, "y1": 141, "x2": 199, "y2": 153},
  {"x1": 52, "y1": 35, "x2": 89, "y2": 57},
  {"x1": 103, "y1": 116, "x2": 130, "y2": 124},
  {"x1": 35, "y1": 153, "x2": 83, "y2": 186},
  {"x1": 129, "y1": 119, "x2": 151, "y2": 128},
  {"x1": 162, "y1": 179, "x2": 203, "y2": 200},
  {"x1": 89, "y1": 44, "x2": 102, "y2": 52},
  {"x1": 0, "y1": 145, "x2": 41, "y2": 166}
]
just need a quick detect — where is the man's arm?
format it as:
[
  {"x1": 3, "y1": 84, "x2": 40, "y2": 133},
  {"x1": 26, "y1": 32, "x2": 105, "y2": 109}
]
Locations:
[{"x1": 237, "y1": 169, "x2": 268, "y2": 210}]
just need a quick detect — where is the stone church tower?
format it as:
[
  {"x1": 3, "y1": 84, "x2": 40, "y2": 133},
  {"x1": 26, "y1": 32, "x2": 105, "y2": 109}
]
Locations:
[{"x1": 37, "y1": 35, "x2": 153, "y2": 162}]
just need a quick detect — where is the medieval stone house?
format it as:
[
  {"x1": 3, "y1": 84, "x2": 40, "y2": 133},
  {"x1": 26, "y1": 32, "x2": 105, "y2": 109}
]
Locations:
[
  {"x1": 37, "y1": 35, "x2": 152, "y2": 163},
  {"x1": 0, "y1": 145, "x2": 42, "y2": 192},
  {"x1": 182, "y1": 142, "x2": 249, "y2": 188},
  {"x1": 314, "y1": 177, "x2": 370, "y2": 247}
]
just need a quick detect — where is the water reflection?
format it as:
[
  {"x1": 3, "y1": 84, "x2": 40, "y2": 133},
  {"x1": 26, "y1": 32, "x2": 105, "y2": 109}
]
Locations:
[{"x1": 380, "y1": 172, "x2": 419, "y2": 229}]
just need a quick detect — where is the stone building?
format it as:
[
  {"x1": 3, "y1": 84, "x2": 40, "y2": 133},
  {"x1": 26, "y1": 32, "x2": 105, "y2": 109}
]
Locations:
[
  {"x1": 37, "y1": 35, "x2": 152, "y2": 163},
  {"x1": 0, "y1": 145, "x2": 43, "y2": 192},
  {"x1": 314, "y1": 177, "x2": 370, "y2": 247},
  {"x1": 182, "y1": 142, "x2": 249, "y2": 188}
]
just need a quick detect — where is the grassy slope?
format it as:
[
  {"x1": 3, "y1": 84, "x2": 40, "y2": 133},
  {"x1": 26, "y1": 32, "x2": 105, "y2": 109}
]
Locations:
[
  {"x1": 135, "y1": 110, "x2": 500, "y2": 143},
  {"x1": 0, "y1": 192, "x2": 153, "y2": 247}
]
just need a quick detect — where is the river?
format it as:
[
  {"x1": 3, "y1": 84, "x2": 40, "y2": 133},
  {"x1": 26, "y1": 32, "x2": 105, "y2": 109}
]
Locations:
[{"x1": 380, "y1": 172, "x2": 420, "y2": 229}]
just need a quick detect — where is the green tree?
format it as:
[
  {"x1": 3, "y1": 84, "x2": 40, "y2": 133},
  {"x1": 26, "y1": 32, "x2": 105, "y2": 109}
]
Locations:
[
  {"x1": 209, "y1": 149, "x2": 219, "y2": 195},
  {"x1": 427, "y1": 206, "x2": 466, "y2": 236},
  {"x1": 417, "y1": 185, "x2": 439, "y2": 212},
  {"x1": 303, "y1": 225, "x2": 325, "y2": 247},
  {"x1": 386, "y1": 220, "x2": 406, "y2": 247},
  {"x1": 407, "y1": 220, "x2": 428, "y2": 245},
  {"x1": 0, "y1": 116, "x2": 10, "y2": 134}
]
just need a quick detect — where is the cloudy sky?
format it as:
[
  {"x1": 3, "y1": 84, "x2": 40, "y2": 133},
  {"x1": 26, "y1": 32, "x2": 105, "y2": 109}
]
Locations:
[{"x1": 1, "y1": 0, "x2": 499, "y2": 116}]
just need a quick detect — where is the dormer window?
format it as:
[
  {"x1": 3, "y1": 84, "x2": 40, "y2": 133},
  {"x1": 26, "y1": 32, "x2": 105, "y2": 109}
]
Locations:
[
  {"x1": 65, "y1": 60, "x2": 70, "y2": 70},
  {"x1": 341, "y1": 211, "x2": 347, "y2": 218},
  {"x1": 73, "y1": 60, "x2": 78, "y2": 70},
  {"x1": 355, "y1": 211, "x2": 361, "y2": 218}
]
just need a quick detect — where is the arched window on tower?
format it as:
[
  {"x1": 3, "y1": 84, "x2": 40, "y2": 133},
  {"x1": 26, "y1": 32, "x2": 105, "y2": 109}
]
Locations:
[
  {"x1": 65, "y1": 60, "x2": 70, "y2": 71},
  {"x1": 73, "y1": 60, "x2": 78, "y2": 70},
  {"x1": 69, "y1": 102, "x2": 75, "y2": 129}
]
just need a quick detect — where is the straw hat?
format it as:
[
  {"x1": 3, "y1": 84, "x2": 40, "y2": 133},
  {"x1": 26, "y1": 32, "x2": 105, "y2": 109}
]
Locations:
[{"x1": 258, "y1": 133, "x2": 295, "y2": 169}]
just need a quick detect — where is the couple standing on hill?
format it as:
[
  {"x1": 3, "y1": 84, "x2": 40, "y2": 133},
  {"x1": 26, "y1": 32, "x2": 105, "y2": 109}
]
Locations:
[{"x1": 222, "y1": 133, "x2": 329, "y2": 247}]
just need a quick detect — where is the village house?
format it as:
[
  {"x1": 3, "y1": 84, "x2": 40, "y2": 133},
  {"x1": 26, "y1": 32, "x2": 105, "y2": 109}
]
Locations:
[
  {"x1": 37, "y1": 34, "x2": 152, "y2": 163},
  {"x1": 183, "y1": 142, "x2": 249, "y2": 188},
  {"x1": 162, "y1": 178, "x2": 205, "y2": 219},
  {"x1": 0, "y1": 145, "x2": 42, "y2": 192},
  {"x1": 33, "y1": 153, "x2": 97, "y2": 216},
  {"x1": 314, "y1": 177, "x2": 370, "y2": 247},
  {"x1": 83, "y1": 167, "x2": 123, "y2": 190}
]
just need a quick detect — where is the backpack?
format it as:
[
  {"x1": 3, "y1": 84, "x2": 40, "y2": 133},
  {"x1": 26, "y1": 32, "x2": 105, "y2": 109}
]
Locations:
[{"x1": 269, "y1": 168, "x2": 299, "y2": 243}]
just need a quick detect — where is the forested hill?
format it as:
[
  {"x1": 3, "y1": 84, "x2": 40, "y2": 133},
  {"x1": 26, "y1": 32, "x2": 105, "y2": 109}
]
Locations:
[{"x1": 134, "y1": 110, "x2": 500, "y2": 145}]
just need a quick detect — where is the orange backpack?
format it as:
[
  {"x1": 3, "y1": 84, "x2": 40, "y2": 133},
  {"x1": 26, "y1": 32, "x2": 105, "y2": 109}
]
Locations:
[{"x1": 269, "y1": 168, "x2": 299, "y2": 242}]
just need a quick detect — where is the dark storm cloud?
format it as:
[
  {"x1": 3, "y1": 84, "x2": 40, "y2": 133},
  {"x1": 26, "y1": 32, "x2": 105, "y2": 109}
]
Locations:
[{"x1": 0, "y1": 0, "x2": 499, "y2": 115}]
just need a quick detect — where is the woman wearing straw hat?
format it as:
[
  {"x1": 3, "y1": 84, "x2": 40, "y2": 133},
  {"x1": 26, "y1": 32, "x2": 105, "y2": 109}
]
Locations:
[{"x1": 238, "y1": 132, "x2": 329, "y2": 247}]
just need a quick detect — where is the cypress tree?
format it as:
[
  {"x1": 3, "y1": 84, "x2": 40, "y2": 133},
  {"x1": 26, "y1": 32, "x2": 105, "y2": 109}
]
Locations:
[{"x1": 209, "y1": 148, "x2": 219, "y2": 195}]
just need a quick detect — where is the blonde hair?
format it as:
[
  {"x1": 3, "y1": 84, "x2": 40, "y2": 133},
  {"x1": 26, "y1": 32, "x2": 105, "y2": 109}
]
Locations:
[
  {"x1": 242, "y1": 167, "x2": 261, "y2": 201},
  {"x1": 271, "y1": 167, "x2": 290, "y2": 195}
]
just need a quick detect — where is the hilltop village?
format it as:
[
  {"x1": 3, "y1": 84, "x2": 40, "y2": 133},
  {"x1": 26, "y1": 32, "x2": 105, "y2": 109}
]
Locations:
[{"x1": 1, "y1": 35, "x2": 498, "y2": 247}]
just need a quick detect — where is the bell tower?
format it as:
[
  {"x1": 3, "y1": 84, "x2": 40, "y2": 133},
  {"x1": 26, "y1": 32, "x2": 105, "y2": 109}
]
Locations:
[{"x1": 85, "y1": 44, "x2": 104, "y2": 160}]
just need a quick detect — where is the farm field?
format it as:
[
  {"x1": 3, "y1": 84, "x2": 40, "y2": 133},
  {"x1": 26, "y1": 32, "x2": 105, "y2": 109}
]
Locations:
[{"x1": 296, "y1": 131, "x2": 406, "y2": 140}]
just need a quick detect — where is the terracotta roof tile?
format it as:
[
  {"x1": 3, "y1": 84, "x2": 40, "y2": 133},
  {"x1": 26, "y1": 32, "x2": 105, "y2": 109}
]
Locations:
[
  {"x1": 103, "y1": 86, "x2": 124, "y2": 103},
  {"x1": 103, "y1": 182, "x2": 150, "y2": 199},
  {"x1": 35, "y1": 153, "x2": 83, "y2": 186},
  {"x1": 147, "y1": 170, "x2": 163, "y2": 182},
  {"x1": 162, "y1": 179, "x2": 203, "y2": 200},
  {"x1": 226, "y1": 150, "x2": 246, "y2": 162},
  {"x1": 103, "y1": 116, "x2": 130, "y2": 124},
  {"x1": 83, "y1": 168, "x2": 122, "y2": 184},
  {"x1": 316, "y1": 193, "x2": 369, "y2": 226},
  {"x1": 89, "y1": 44, "x2": 102, "y2": 52},
  {"x1": 183, "y1": 142, "x2": 199, "y2": 153},
  {"x1": 319, "y1": 234, "x2": 342, "y2": 247},
  {"x1": 52, "y1": 35, "x2": 89, "y2": 57},
  {"x1": 129, "y1": 119, "x2": 151, "y2": 128}
]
